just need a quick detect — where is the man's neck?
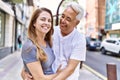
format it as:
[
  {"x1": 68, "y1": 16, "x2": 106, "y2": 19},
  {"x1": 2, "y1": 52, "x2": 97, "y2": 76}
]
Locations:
[{"x1": 61, "y1": 29, "x2": 74, "y2": 37}]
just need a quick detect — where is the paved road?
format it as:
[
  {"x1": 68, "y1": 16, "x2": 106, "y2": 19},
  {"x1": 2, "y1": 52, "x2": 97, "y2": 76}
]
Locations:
[{"x1": 84, "y1": 50, "x2": 120, "y2": 80}]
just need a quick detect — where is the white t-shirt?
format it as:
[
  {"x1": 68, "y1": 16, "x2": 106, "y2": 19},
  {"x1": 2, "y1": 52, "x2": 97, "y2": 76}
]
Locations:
[{"x1": 52, "y1": 26, "x2": 86, "y2": 80}]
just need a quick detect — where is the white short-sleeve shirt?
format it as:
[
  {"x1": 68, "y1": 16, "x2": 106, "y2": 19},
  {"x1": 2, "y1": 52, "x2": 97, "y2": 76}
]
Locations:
[{"x1": 52, "y1": 26, "x2": 86, "y2": 80}]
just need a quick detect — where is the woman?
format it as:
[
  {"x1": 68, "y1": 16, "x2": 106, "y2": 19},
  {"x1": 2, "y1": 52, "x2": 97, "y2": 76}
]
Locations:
[
  {"x1": 18, "y1": 35, "x2": 22, "y2": 49},
  {"x1": 21, "y1": 8, "x2": 57, "y2": 80}
]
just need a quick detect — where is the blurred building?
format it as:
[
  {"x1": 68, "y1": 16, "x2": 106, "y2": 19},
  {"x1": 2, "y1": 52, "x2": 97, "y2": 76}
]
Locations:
[
  {"x1": 86, "y1": 0, "x2": 120, "y2": 39},
  {"x1": 77, "y1": 0, "x2": 86, "y2": 34},
  {"x1": 105, "y1": 0, "x2": 120, "y2": 38},
  {"x1": 85, "y1": 0, "x2": 98, "y2": 38},
  {"x1": 0, "y1": 0, "x2": 35, "y2": 59},
  {"x1": 85, "y1": 0, "x2": 105, "y2": 40}
]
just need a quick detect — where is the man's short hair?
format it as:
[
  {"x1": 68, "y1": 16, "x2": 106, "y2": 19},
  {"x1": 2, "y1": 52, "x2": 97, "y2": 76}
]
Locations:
[{"x1": 66, "y1": 2, "x2": 84, "y2": 21}]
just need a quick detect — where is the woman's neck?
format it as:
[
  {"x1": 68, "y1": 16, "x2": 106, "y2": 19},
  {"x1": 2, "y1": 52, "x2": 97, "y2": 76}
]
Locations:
[
  {"x1": 36, "y1": 37, "x2": 46, "y2": 48},
  {"x1": 36, "y1": 30, "x2": 47, "y2": 47}
]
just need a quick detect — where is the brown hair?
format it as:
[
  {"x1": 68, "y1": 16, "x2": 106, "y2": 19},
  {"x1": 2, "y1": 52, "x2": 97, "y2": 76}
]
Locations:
[{"x1": 27, "y1": 8, "x2": 53, "y2": 62}]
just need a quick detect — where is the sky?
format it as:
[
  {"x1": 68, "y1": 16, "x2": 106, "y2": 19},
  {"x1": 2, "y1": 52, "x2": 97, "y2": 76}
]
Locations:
[
  {"x1": 35, "y1": 0, "x2": 63, "y2": 15},
  {"x1": 34, "y1": 0, "x2": 86, "y2": 16}
]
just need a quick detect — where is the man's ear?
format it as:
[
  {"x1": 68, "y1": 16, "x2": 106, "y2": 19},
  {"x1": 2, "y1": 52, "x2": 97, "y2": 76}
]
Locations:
[{"x1": 76, "y1": 21, "x2": 80, "y2": 25}]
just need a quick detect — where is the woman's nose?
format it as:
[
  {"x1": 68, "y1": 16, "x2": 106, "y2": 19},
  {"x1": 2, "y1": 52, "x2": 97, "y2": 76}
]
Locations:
[{"x1": 44, "y1": 20, "x2": 50, "y2": 25}]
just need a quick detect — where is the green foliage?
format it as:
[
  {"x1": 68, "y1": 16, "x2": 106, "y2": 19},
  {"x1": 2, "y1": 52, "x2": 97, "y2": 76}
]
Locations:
[{"x1": 10, "y1": 0, "x2": 23, "y2": 3}]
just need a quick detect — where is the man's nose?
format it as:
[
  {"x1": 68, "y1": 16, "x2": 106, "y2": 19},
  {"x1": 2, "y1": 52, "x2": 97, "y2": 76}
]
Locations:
[{"x1": 61, "y1": 18, "x2": 66, "y2": 23}]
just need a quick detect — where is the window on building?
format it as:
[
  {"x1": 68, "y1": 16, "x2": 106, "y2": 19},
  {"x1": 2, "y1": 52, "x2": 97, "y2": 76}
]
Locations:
[{"x1": 0, "y1": 11, "x2": 5, "y2": 47}]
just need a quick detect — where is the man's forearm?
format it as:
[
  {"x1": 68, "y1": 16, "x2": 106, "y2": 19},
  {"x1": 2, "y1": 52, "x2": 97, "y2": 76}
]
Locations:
[
  {"x1": 21, "y1": 68, "x2": 33, "y2": 80},
  {"x1": 53, "y1": 67, "x2": 73, "y2": 80},
  {"x1": 21, "y1": 68, "x2": 25, "y2": 79},
  {"x1": 53, "y1": 59, "x2": 80, "y2": 80}
]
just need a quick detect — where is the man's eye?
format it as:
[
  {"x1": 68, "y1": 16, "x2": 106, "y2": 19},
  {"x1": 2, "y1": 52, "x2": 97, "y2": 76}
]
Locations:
[
  {"x1": 66, "y1": 17, "x2": 71, "y2": 22},
  {"x1": 61, "y1": 15, "x2": 64, "y2": 18}
]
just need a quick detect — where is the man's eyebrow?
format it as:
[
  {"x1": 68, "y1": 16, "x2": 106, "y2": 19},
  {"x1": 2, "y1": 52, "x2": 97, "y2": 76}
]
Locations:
[{"x1": 61, "y1": 14, "x2": 64, "y2": 16}]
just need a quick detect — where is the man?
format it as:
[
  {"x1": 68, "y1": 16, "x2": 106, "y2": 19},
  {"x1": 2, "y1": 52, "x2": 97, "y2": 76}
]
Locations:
[
  {"x1": 21, "y1": 2, "x2": 86, "y2": 80},
  {"x1": 52, "y1": 2, "x2": 86, "y2": 80}
]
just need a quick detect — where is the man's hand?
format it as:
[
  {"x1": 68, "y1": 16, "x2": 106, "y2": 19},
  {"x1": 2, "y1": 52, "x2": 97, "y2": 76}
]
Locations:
[
  {"x1": 21, "y1": 68, "x2": 33, "y2": 80},
  {"x1": 52, "y1": 59, "x2": 80, "y2": 80}
]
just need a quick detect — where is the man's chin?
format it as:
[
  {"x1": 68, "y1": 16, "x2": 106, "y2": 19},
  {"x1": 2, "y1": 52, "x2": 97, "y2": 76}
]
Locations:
[{"x1": 60, "y1": 26, "x2": 65, "y2": 29}]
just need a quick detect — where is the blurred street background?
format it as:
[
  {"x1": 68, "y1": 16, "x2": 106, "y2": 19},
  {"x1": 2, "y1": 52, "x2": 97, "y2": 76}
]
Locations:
[{"x1": 0, "y1": 0, "x2": 120, "y2": 80}]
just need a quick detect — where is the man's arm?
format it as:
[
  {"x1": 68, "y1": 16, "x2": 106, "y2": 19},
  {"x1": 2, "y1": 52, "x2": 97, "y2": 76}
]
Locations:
[
  {"x1": 53, "y1": 59, "x2": 80, "y2": 80},
  {"x1": 21, "y1": 68, "x2": 33, "y2": 80}
]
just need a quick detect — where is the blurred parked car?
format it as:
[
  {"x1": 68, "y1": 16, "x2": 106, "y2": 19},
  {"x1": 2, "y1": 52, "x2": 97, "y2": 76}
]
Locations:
[
  {"x1": 100, "y1": 38, "x2": 120, "y2": 55},
  {"x1": 86, "y1": 37, "x2": 101, "y2": 50}
]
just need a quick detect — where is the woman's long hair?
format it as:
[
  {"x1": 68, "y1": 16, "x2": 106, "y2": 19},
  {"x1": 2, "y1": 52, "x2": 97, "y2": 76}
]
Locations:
[{"x1": 27, "y1": 8, "x2": 53, "y2": 62}]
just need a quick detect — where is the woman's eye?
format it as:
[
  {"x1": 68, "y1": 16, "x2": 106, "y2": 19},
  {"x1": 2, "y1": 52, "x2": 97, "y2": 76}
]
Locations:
[
  {"x1": 48, "y1": 19, "x2": 52, "y2": 22},
  {"x1": 40, "y1": 18, "x2": 45, "y2": 21}
]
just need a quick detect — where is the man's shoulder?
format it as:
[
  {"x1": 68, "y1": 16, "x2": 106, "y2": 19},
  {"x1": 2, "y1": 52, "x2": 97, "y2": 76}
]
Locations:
[
  {"x1": 72, "y1": 30, "x2": 86, "y2": 44},
  {"x1": 54, "y1": 26, "x2": 60, "y2": 31},
  {"x1": 74, "y1": 30, "x2": 85, "y2": 38}
]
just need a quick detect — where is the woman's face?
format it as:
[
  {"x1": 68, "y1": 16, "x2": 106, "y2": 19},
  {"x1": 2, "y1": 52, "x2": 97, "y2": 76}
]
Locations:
[{"x1": 34, "y1": 11, "x2": 52, "y2": 34}]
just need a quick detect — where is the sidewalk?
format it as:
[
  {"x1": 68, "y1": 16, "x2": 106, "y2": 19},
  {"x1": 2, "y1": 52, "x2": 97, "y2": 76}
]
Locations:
[
  {"x1": 0, "y1": 51, "x2": 104, "y2": 80},
  {"x1": 79, "y1": 65, "x2": 104, "y2": 80},
  {"x1": 0, "y1": 51, "x2": 22, "y2": 80}
]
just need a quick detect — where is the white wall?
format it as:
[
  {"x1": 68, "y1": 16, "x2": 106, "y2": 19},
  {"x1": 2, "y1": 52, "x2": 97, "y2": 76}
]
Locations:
[
  {"x1": 77, "y1": 0, "x2": 86, "y2": 34},
  {"x1": 5, "y1": 14, "x2": 14, "y2": 47}
]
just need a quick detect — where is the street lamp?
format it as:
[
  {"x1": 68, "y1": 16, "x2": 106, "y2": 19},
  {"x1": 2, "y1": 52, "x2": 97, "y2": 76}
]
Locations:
[{"x1": 55, "y1": 0, "x2": 64, "y2": 26}]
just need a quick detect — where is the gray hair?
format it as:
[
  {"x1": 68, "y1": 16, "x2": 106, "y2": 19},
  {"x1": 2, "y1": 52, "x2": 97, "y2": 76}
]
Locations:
[{"x1": 66, "y1": 2, "x2": 84, "y2": 21}]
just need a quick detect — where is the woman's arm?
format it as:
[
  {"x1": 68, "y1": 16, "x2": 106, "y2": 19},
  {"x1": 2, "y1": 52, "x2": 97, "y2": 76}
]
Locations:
[
  {"x1": 21, "y1": 64, "x2": 60, "y2": 80},
  {"x1": 26, "y1": 61, "x2": 58, "y2": 80}
]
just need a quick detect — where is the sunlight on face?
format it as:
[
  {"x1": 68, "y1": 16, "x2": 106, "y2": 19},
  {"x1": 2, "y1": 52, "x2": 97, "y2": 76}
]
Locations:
[
  {"x1": 34, "y1": 11, "x2": 52, "y2": 34},
  {"x1": 60, "y1": 7, "x2": 78, "y2": 36}
]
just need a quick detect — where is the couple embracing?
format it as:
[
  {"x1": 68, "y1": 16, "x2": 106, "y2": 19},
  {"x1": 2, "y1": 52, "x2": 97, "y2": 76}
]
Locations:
[{"x1": 21, "y1": 2, "x2": 86, "y2": 80}]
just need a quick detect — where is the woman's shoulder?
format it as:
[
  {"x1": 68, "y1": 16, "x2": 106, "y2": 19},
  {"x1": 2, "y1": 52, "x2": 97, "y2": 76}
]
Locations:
[
  {"x1": 21, "y1": 39, "x2": 38, "y2": 64},
  {"x1": 22, "y1": 39, "x2": 36, "y2": 52}
]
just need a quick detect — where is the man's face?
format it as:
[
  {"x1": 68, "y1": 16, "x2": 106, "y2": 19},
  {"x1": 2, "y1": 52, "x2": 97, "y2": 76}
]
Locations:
[{"x1": 60, "y1": 7, "x2": 79, "y2": 36}]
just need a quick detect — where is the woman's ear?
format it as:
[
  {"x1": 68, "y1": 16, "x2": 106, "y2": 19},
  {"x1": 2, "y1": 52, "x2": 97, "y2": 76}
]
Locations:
[{"x1": 33, "y1": 23, "x2": 36, "y2": 27}]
